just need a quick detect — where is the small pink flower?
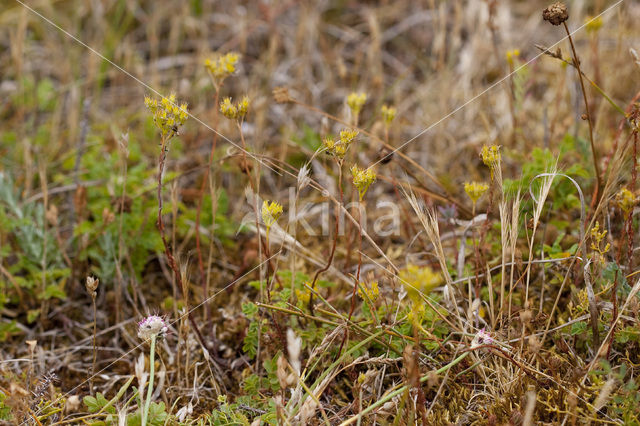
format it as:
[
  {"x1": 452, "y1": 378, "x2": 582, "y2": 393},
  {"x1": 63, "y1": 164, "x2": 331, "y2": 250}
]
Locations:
[
  {"x1": 138, "y1": 315, "x2": 168, "y2": 340},
  {"x1": 472, "y1": 328, "x2": 494, "y2": 348}
]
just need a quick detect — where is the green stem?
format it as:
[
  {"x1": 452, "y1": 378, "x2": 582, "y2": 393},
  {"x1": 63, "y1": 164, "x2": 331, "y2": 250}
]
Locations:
[{"x1": 142, "y1": 334, "x2": 157, "y2": 426}]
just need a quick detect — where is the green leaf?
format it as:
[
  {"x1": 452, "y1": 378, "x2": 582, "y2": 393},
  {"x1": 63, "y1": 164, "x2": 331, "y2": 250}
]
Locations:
[
  {"x1": 0, "y1": 321, "x2": 19, "y2": 341},
  {"x1": 27, "y1": 309, "x2": 41, "y2": 323},
  {"x1": 39, "y1": 283, "x2": 67, "y2": 300},
  {"x1": 570, "y1": 321, "x2": 588, "y2": 336}
]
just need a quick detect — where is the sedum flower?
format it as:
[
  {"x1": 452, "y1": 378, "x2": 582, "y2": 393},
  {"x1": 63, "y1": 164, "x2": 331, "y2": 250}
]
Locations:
[
  {"x1": 480, "y1": 145, "x2": 502, "y2": 180},
  {"x1": 237, "y1": 96, "x2": 250, "y2": 118},
  {"x1": 346, "y1": 92, "x2": 367, "y2": 114},
  {"x1": 204, "y1": 52, "x2": 240, "y2": 83},
  {"x1": 262, "y1": 200, "x2": 283, "y2": 228},
  {"x1": 219, "y1": 97, "x2": 237, "y2": 119},
  {"x1": 505, "y1": 49, "x2": 520, "y2": 66},
  {"x1": 145, "y1": 94, "x2": 188, "y2": 138},
  {"x1": 590, "y1": 221, "x2": 610, "y2": 257},
  {"x1": 481, "y1": 145, "x2": 501, "y2": 166},
  {"x1": 407, "y1": 302, "x2": 426, "y2": 324},
  {"x1": 324, "y1": 128, "x2": 358, "y2": 159},
  {"x1": 585, "y1": 15, "x2": 603, "y2": 33},
  {"x1": 296, "y1": 283, "x2": 312, "y2": 305},
  {"x1": 138, "y1": 315, "x2": 168, "y2": 340},
  {"x1": 357, "y1": 281, "x2": 379, "y2": 302},
  {"x1": 381, "y1": 105, "x2": 396, "y2": 126},
  {"x1": 339, "y1": 128, "x2": 358, "y2": 145},
  {"x1": 464, "y1": 181, "x2": 489, "y2": 205},
  {"x1": 220, "y1": 96, "x2": 250, "y2": 121},
  {"x1": 615, "y1": 188, "x2": 636, "y2": 218},
  {"x1": 399, "y1": 264, "x2": 443, "y2": 305},
  {"x1": 351, "y1": 165, "x2": 376, "y2": 200}
]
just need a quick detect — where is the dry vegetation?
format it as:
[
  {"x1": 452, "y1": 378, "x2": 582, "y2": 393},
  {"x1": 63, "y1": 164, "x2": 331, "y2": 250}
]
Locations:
[{"x1": 1, "y1": 0, "x2": 640, "y2": 424}]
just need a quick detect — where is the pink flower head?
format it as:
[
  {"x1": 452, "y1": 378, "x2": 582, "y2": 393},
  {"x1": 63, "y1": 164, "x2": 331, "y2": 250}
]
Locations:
[
  {"x1": 477, "y1": 328, "x2": 494, "y2": 346},
  {"x1": 138, "y1": 315, "x2": 168, "y2": 340}
]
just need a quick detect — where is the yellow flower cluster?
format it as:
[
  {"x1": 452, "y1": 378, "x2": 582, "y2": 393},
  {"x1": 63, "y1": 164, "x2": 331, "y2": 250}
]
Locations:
[
  {"x1": 144, "y1": 94, "x2": 188, "y2": 138},
  {"x1": 481, "y1": 145, "x2": 501, "y2": 166},
  {"x1": 357, "y1": 281, "x2": 379, "y2": 302},
  {"x1": 220, "y1": 96, "x2": 250, "y2": 120},
  {"x1": 407, "y1": 302, "x2": 426, "y2": 324},
  {"x1": 347, "y1": 92, "x2": 367, "y2": 113},
  {"x1": 323, "y1": 128, "x2": 358, "y2": 159},
  {"x1": 585, "y1": 16, "x2": 603, "y2": 33},
  {"x1": 351, "y1": 165, "x2": 376, "y2": 200},
  {"x1": 399, "y1": 264, "x2": 442, "y2": 305},
  {"x1": 296, "y1": 287, "x2": 311, "y2": 305},
  {"x1": 464, "y1": 181, "x2": 489, "y2": 204},
  {"x1": 590, "y1": 221, "x2": 610, "y2": 257},
  {"x1": 480, "y1": 145, "x2": 501, "y2": 180},
  {"x1": 261, "y1": 200, "x2": 283, "y2": 228},
  {"x1": 616, "y1": 188, "x2": 636, "y2": 218},
  {"x1": 205, "y1": 52, "x2": 240, "y2": 82},
  {"x1": 505, "y1": 49, "x2": 520, "y2": 66},
  {"x1": 381, "y1": 105, "x2": 397, "y2": 125}
]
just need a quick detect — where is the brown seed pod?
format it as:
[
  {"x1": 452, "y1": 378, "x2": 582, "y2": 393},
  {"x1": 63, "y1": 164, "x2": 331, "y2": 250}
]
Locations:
[{"x1": 543, "y1": 2, "x2": 569, "y2": 26}]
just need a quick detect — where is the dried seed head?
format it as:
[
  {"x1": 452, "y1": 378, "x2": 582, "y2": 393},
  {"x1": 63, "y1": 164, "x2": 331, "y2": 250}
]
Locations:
[
  {"x1": 276, "y1": 355, "x2": 290, "y2": 389},
  {"x1": 102, "y1": 207, "x2": 115, "y2": 225},
  {"x1": 297, "y1": 163, "x2": 311, "y2": 190},
  {"x1": 286, "y1": 329, "x2": 302, "y2": 375},
  {"x1": 65, "y1": 395, "x2": 81, "y2": 413},
  {"x1": 85, "y1": 276, "x2": 99, "y2": 294},
  {"x1": 273, "y1": 86, "x2": 292, "y2": 103},
  {"x1": 543, "y1": 2, "x2": 568, "y2": 26},
  {"x1": 45, "y1": 204, "x2": 58, "y2": 225}
]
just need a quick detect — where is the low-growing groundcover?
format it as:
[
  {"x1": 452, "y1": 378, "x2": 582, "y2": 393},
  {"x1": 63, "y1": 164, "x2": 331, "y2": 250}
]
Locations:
[{"x1": 1, "y1": 0, "x2": 640, "y2": 424}]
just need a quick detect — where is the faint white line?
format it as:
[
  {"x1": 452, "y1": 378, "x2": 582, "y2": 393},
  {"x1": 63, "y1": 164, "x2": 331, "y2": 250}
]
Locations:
[
  {"x1": 13, "y1": 0, "x2": 281, "y2": 176},
  {"x1": 370, "y1": 0, "x2": 624, "y2": 168},
  {"x1": 24, "y1": 252, "x2": 279, "y2": 424}
]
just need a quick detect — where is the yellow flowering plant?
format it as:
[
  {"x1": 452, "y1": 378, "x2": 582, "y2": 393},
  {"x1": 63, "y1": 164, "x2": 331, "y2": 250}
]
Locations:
[
  {"x1": 481, "y1": 145, "x2": 502, "y2": 180},
  {"x1": 357, "y1": 281, "x2": 379, "y2": 303},
  {"x1": 616, "y1": 188, "x2": 636, "y2": 218},
  {"x1": 351, "y1": 165, "x2": 376, "y2": 201},
  {"x1": 323, "y1": 128, "x2": 358, "y2": 159},
  {"x1": 381, "y1": 105, "x2": 397, "y2": 126},
  {"x1": 220, "y1": 96, "x2": 250, "y2": 121},
  {"x1": 505, "y1": 49, "x2": 520, "y2": 66},
  {"x1": 261, "y1": 200, "x2": 283, "y2": 229},
  {"x1": 464, "y1": 181, "x2": 489, "y2": 209},
  {"x1": 399, "y1": 264, "x2": 443, "y2": 306},
  {"x1": 144, "y1": 94, "x2": 188, "y2": 139},
  {"x1": 204, "y1": 52, "x2": 240, "y2": 87},
  {"x1": 347, "y1": 92, "x2": 367, "y2": 113}
]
